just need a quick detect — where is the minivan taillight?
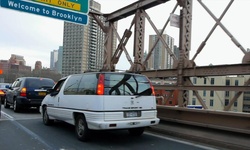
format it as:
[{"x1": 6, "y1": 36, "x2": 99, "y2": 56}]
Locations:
[
  {"x1": 150, "y1": 83, "x2": 155, "y2": 96},
  {"x1": 97, "y1": 74, "x2": 104, "y2": 95},
  {"x1": 20, "y1": 87, "x2": 27, "y2": 97}
]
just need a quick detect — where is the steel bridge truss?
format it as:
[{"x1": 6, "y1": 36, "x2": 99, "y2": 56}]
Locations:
[{"x1": 89, "y1": 0, "x2": 250, "y2": 112}]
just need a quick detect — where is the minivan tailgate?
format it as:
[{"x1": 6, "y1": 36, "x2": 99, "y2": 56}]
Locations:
[{"x1": 103, "y1": 95, "x2": 156, "y2": 121}]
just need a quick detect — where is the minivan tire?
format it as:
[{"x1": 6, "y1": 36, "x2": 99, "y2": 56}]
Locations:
[
  {"x1": 43, "y1": 106, "x2": 53, "y2": 125},
  {"x1": 128, "y1": 127, "x2": 145, "y2": 136},
  {"x1": 4, "y1": 98, "x2": 10, "y2": 108},
  {"x1": 75, "y1": 115, "x2": 89, "y2": 142}
]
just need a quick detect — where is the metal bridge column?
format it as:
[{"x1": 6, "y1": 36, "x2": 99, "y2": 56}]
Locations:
[
  {"x1": 103, "y1": 21, "x2": 116, "y2": 71},
  {"x1": 177, "y1": 0, "x2": 193, "y2": 107},
  {"x1": 130, "y1": 9, "x2": 145, "y2": 72}
]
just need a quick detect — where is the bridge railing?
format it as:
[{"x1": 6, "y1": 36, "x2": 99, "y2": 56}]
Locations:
[{"x1": 157, "y1": 105, "x2": 250, "y2": 134}]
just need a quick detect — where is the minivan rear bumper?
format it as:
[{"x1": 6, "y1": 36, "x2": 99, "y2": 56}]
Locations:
[{"x1": 87, "y1": 118, "x2": 160, "y2": 130}]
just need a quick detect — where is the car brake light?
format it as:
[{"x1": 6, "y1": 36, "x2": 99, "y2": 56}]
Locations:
[
  {"x1": 97, "y1": 74, "x2": 104, "y2": 95},
  {"x1": 0, "y1": 90, "x2": 4, "y2": 96},
  {"x1": 20, "y1": 87, "x2": 27, "y2": 97},
  {"x1": 150, "y1": 83, "x2": 155, "y2": 96}
]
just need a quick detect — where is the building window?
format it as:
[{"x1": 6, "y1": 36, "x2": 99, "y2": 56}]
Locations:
[
  {"x1": 234, "y1": 101, "x2": 237, "y2": 107},
  {"x1": 193, "y1": 91, "x2": 195, "y2": 96},
  {"x1": 225, "y1": 91, "x2": 229, "y2": 97},
  {"x1": 226, "y1": 79, "x2": 230, "y2": 86},
  {"x1": 193, "y1": 78, "x2": 197, "y2": 84},
  {"x1": 210, "y1": 99, "x2": 214, "y2": 107},
  {"x1": 225, "y1": 99, "x2": 229, "y2": 106},
  {"x1": 210, "y1": 78, "x2": 215, "y2": 85},
  {"x1": 235, "y1": 80, "x2": 239, "y2": 86},
  {"x1": 192, "y1": 98, "x2": 196, "y2": 105},
  {"x1": 210, "y1": 91, "x2": 214, "y2": 97},
  {"x1": 203, "y1": 90, "x2": 206, "y2": 96},
  {"x1": 204, "y1": 78, "x2": 207, "y2": 84}
]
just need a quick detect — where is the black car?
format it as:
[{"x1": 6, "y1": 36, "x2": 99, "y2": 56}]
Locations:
[{"x1": 4, "y1": 77, "x2": 55, "y2": 112}]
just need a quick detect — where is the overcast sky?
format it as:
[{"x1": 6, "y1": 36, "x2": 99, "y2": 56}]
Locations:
[{"x1": 0, "y1": 0, "x2": 249, "y2": 70}]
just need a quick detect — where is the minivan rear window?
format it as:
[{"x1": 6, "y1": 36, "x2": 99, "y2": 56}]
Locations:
[{"x1": 104, "y1": 73, "x2": 152, "y2": 96}]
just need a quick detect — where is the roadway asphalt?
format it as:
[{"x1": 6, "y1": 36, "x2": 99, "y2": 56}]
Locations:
[{"x1": 146, "y1": 121, "x2": 250, "y2": 150}]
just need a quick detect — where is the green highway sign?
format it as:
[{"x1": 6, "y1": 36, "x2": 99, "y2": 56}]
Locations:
[
  {"x1": 0, "y1": 0, "x2": 88, "y2": 25},
  {"x1": 30, "y1": 0, "x2": 89, "y2": 14}
]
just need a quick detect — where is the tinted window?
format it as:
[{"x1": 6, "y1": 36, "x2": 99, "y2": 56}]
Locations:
[
  {"x1": 104, "y1": 73, "x2": 151, "y2": 96},
  {"x1": 64, "y1": 75, "x2": 82, "y2": 95},
  {"x1": 25, "y1": 78, "x2": 54, "y2": 89},
  {"x1": 78, "y1": 74, "x2": 98, "y2": 95}
]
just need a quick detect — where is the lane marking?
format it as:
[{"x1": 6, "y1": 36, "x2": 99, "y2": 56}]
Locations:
[
  {"x1": 1, "y1": 111, "x2": 14, "y2": 120},
  {"x1": 145, "y1": 132, "x2": 219, "y2": 150},
  {"x1": 1, "y1": 110, "x2": 53, "y2": 149}
]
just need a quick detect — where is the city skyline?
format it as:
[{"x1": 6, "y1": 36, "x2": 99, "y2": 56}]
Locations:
[{"x1": 0, "y1": 0, "x2": 249, "y2": 70}]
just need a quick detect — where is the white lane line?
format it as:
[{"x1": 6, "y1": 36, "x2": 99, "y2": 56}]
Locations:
[
  {"x1": 0, "y1": 110, "x2": 53, "y2": 149},
  {"x1": 145, "y1": 132, "x2": 219, "y2": 150},
  {"x1": 1, "y1": 111, "x2": 14, "y2": 120}
]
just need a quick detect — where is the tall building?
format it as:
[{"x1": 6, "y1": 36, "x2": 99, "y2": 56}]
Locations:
[
  {"x1": 35, "y1": 61, "x2": 42, "y2": 70},
  {"x1": 56, "y1": 46, "x2": 63, "y2": 74},
  {"x1": 9, "y1": 54, "x2": 26, "y2": 66},
  {"x1": 147, "y1": 30, "x2": 174, "y2": 70},
  {"x1": 50, "y1": 50, "x2": 58, "y2": 70},
  {"x1": 62, "y1": 0, "x2": 110, "y2": 76}
]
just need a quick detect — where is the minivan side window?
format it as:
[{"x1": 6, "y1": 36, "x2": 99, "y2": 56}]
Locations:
[
  {"x1": 78, "y1": 74, "x2": 97, "y2": 95},
  {"x1": 64, "y1": 75, "x2": 82, "y2": 95}
]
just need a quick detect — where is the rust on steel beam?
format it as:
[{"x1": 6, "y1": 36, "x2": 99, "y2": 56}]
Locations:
[
  {"x1": 104, "y1": 0, "x2": 171, "y2": 22},
  {"x1": 141, "y1": 63, "x2": 250, "y2": 78},
  {"x1": 157, "y1": 106, "x2": 250, "y2": 134},
  {"x1": 153, "y1": 85, "x2": 250, "y2": 91}
]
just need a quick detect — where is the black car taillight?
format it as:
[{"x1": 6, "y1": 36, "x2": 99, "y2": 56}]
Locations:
[{"x1": 20, "y1": 87, "x2": 27, "y2": 97}]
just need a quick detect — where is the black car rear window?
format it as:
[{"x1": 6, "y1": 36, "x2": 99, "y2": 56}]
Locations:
[
  {"x1": 104, "y1": 73, "x2": 151, "y2": 96},
  {"x1": 25, "y1": 78, "x2": 55, "y2": 89}
]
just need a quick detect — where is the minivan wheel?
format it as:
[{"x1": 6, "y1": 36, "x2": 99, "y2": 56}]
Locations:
[
  {"x1": 128, "y1": 127, "x2": 145, "y2": 136},
  {"x1": 13, "y1": 99, "x2": 20, "y2": 112},
  {"x1": 43, "y1": 107, "x2": 53, "y2": 125},
  {"x1": 4, "y1": 98, "x2": 10, "y2": 108},
  {"x1": 75, "y1": 115, "x2": 89, "y2": 142}
]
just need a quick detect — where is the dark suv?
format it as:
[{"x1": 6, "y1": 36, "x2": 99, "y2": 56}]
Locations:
[{"x1": 4, "y1": 77, "x2": 55, "y2": 112}]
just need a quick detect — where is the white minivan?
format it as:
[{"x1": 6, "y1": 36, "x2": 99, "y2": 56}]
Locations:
[{"x1": 40, "y1": 72, "x2": 160, "y2": 141}]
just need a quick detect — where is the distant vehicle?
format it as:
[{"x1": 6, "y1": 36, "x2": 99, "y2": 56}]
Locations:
[
  {"x1": 0, "y1": 88, "x2": 10, "y2": 104},
  {"x1": 4, "y1": 77, "x2": 55, "y2": 112},
  {"x1": 0, "y1": 83, "x2": 11, "y2": 88},
  {"x1": 40, "y1": 72, "x2": 160, "y2": 141}
]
